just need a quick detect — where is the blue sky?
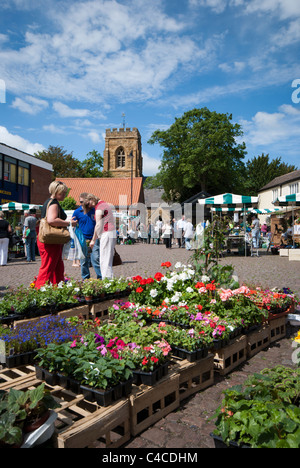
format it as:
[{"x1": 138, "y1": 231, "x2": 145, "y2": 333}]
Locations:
[{"x1": 0, "y1": 0, "x2": 299, "y2": 176}]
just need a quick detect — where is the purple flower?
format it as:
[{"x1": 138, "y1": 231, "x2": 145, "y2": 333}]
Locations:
[{"x1": 95, "y1": 334, "x2": 105, "y2": 345}]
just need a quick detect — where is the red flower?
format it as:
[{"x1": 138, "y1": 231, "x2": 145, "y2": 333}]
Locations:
[
  {"x1": 195, "y1": 282, "x2": 205, "y2": 289},
  {"x1": 142, "y1": 357, "x2": 148, "y2": 366},
  {"x1": 133, "y1": 275, "x2": 142, "y2": 282},
  {"x1": 136, "y1": 287, "x2": 144, "y2": 293},
  {"x1": 154, "y1": 272, "x2": 164, "y2": 281},
  {"x1": 146, "y1": 277, "x2": 154, "y2": 284},
  {"x1": 206, "y1": 283, "x2": 216, "y2": 291},
  {"x1": 151, "y1": 356, "x2": 159, "y2": 363},
  {"x1": 161, "y1": 262, "x2": 172, "y2": 268}
]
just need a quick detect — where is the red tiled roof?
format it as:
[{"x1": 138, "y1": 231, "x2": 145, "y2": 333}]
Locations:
[{"x1": 57, "y1": 177, "x2": 145, "y2": 208}]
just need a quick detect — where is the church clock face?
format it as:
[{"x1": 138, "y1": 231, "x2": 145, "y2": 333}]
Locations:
[{"x1": 103, "y1": 127, "x2": 143, "y2": 179}]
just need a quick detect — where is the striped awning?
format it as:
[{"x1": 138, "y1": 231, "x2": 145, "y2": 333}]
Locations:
[
  {"x1": 211, "y1": 207, "x2": 280, "y2": 214},
  {"x1": 198, "y1": 193, "x2": 258, "y2": 208},
  {"x1": 0, "y1": 202, "x2": 43, "y2": 211},
  {"x1": 273, "y1": 193, "x2": 300, "y2": 207}
]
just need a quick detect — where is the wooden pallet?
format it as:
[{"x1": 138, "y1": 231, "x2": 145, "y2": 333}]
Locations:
[
  {"x1": 171, "y1": 354, "x2": 214, "y2": 401},
  {"x1": 246, "y1": 325, "x2": 270, "y2": 358},
  {"x1": 0, "y1": 365, "x2": 131, "y2": 449},
  {"x1": 269, "y1": 316, "x2": 287, "y2": 344},
  {"x1": 55, "y1": 395, "x2": 131, "y2": 448},
  {"x1": 213, "y1": 335, "x2": 247, "y2": 375},
  {"x1": 129, "y1": 373, "x2": 180, "y2": 437},
  {"x1": 0, "y1": 364, "x2": 36, "y2": 389}
]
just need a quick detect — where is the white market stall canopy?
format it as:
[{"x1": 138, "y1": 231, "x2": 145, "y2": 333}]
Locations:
[
  {"x1": 211, "y1": 207, "x2": 280, "y2": 214},
  {"x1": 198, "y1": 193, "x2": 259, "y2": 257},
  {"x1": 273, "y1": 193, "x2": 300, "y2": 207},
  {"x1": 198, "y1": 193, "x2": 259, "y2": 208},
  {"x1": 0, "y1": 202, "x2": 43, "y2": 211}
]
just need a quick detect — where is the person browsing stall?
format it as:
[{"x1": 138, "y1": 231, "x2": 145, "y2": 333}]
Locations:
[{"x1": 35, "y1": 181, "x2": 77, "y2": 289}]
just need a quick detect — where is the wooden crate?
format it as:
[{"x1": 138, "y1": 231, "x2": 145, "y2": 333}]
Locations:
[
  {"x1": 58, "y1": 304, "x2": 90, "y2": 320},
  {"x1": 213, "y1": 335, "x2": 247, "y2": 375},
  {"x1": 269, "y1": 316, "x2": 287, "y2": 343},
  {"x1": 55, "y1": 394, "x2": 131, "y2": 449},
  {"x1": 129, "y1": 373, "x2": 180, "y2": 436},
  {"x1": 171, "y1": 354, "x2": 214, "y2": 401},
  {"x1": 0, "y1": 365, "x2": 130, "y2": 449},
  {"x1": 246, "y1": 325, "x2": 270, "y2": 358},
  {"x1": 88, "y1": 299, "x2": 116, "y2": 320}
]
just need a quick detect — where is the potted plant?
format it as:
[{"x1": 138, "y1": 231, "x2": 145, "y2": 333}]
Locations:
[
  {"x1": 0, "y1": 384, "x2": 60, "y2": 448},
  {"x1": 211, "y1": 366, "x2": 300, "y2": 448}
]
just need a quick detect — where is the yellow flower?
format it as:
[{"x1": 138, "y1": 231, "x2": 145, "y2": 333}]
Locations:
[{"x1": 294, "y1": 331, "x2": 300, "y2": 344}]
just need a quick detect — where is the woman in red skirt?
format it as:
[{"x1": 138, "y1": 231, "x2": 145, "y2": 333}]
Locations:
[{"x1": 35, "y1": 181, "x2": 77, "y2": 289}]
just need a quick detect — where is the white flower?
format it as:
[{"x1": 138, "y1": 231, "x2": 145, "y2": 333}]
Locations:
[
  {"x1": 175, "y1": 262, "x2": 182, "y2": 269},
  {"x1": 150, "y1": 289, "x2": 158, "y2": 298},
  {"x1": 186, "y1": 287, "x2": 194, "y2": 293},
  {"x1": 201, "y1": 275, "x2": 210, "y2": 282}
]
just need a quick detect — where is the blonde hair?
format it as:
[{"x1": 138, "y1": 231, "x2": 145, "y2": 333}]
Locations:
[
  {"x1": 49, "y1": 180, "x2": 68, "y2": 196},
  {"x1": 82, "y1": 193, "x2": 99, "y2": 213},
  {"x1": 0, "y1": 211, "x2": 4, "y2": 219}
]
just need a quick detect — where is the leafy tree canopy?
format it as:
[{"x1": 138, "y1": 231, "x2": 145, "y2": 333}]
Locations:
[
  {"x1": 147, "y1": 107, "x2": 247, "y2": 202},
  {"x1": 244, "y1": 153, "x2": 298, "y2": 195},
  {"x1": 34, "y1": 146, "x2": 110, "y2": 179}
]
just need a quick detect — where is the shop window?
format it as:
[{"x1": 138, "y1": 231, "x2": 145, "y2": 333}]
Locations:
[
  {"x1": 4, "y1": 160, "x2": 16, "y2": 183},
  {"x1": 18, "y1": 165, "x2": 29, "y2": 186}
]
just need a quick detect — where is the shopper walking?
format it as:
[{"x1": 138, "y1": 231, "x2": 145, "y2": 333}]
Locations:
[
  {"x1": 0, "y1": 211, "x2": 12, "y2": 266},
  {"x1": 23, "y1": 210, "x2": 37, "y2": 262},
  {"x1": 184, "y1": 218, "x2": 194, "y2": 251}
]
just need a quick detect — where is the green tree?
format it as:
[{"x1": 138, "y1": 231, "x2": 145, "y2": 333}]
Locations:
[
  {"x1": 60, "y1": 197, "x2": 77, "y2": 210},
  {"x1": 148, "y1": 108, "x2": 247, "y2": 202},
  {"x1": 244, "y1": 154, "x2": 298, "y2": 195},
  {"x1": 35, "y1": 145, "x2": 83, "y2": 179},
  {"x1": 79, "y1": 150, "x2": 104, "y2": 177}
]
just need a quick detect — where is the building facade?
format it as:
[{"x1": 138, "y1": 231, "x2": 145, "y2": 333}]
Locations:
[
  {"x1": 258, "y1": 170, "x2": 300, "y2": 212},
  {"x1": 0, "y1": 143, "x2": 53, "y2": 205},
  {"x1": 103, "y1": 127, "x2": 143, "y2": 178}
]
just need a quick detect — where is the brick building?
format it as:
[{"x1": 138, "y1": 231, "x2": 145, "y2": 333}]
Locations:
[{"x1": 0, "y1": 142, "x2": 53, "y2": 205}]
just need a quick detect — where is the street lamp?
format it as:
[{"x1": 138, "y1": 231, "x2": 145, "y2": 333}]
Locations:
[{"x1": 128, "y1": 150, "x2": 133, "y2": 209}]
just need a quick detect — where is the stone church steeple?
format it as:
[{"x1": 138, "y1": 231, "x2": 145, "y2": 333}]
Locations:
[{"x1": 103, "y1": 127, "x2": 143, "y2": 178}]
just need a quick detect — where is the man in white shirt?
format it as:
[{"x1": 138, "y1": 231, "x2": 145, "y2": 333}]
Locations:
[
  {"x1": 176, "y1": 215, "x2": 186, "y2": 248},
  {"x1": 184, "y1": 218, "x2": 194, "y2": 250}
]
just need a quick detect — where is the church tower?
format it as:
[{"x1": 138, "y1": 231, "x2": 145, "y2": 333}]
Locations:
[{"x1": 103, "y1": 127, "x2": 143, "y2": 178}]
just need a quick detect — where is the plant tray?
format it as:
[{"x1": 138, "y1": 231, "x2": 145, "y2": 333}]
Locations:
[
  {"x1": 269, "y1": 316, "x2": 287, "y2": 343},
  {"x1": 171, "y1": 354, "x2": 214, "y2": 401},
  {"x1": 246, "y1": 325, "x2": 270, "y2": 358},
  {"x1": 129, "y1": 373, "x2": 180, "y2": 436},
  {"x1": 213, "y1": 335, "x2": 247, "y2": 375}
]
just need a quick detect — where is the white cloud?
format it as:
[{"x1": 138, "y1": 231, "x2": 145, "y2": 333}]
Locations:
[
  {"x1": 0, "y1": 0, "x2": 211, "y2": 104},
  {"x1": 240, "y1": 106, "x2": 300, "y2": 152},
  {"x1": 53, "y1": 102, "x2": 91, "y2": 118},
  {"x1": 11, "y1": 96, "x2": 48, "y2": 114},
  {"x1": 0, "y1": 126, "x2": 45, "y2": 154},
  {"x1": 87, "y1": 131, "x2": 101, "y2": 143},
  {"x1": 142, "y1": 152, "x2": 161, "y2": 176}
]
